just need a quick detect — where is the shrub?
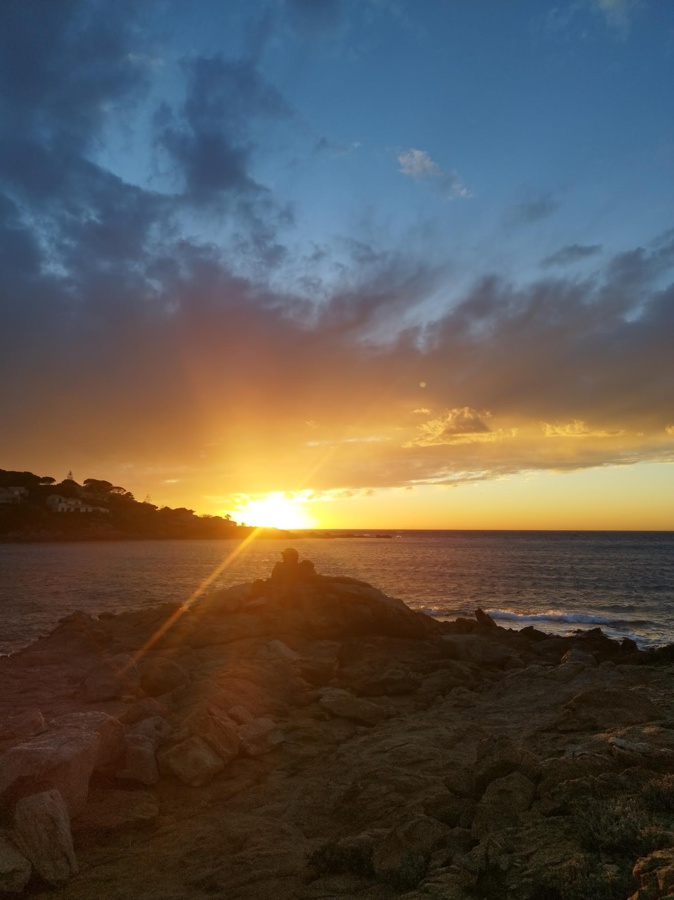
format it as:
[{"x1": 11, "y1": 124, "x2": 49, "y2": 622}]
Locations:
[
  {"x1": 386, "y1": 850, "x2": 429, "y2": 891},
  {"x1": 307, "y1": 840, "x2": 374, "y2": 878}
]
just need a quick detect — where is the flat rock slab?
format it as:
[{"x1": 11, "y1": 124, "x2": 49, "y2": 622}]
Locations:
[{"x1": 0, "y1": 712, "x2": 124, "y2": 817}]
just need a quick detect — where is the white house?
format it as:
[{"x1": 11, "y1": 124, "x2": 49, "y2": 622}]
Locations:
[
  {"x1": 0, "y1": 486, "x2": 28, "y2": 504},
  {"x1": 46, "y1": 495, "x2": 108, "y2": 514}
]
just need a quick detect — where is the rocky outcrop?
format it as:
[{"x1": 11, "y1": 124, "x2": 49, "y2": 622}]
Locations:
[{"x1": 1, "y1": 550, "x2": 674, "y2": 899}]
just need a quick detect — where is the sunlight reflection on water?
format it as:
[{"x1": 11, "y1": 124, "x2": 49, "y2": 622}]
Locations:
[{"x1": 1, "y1": 531, "x2": 673, "y2": 653}]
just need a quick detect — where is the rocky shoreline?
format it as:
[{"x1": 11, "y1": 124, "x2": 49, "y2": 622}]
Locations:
[{"x1": 2, "y1": 553, "x2": 674, "y2": 899}]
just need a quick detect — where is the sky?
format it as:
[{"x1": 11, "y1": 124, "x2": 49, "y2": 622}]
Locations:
[{"x1": 1, "y1": 0, "x2": 673, "y2": 530}]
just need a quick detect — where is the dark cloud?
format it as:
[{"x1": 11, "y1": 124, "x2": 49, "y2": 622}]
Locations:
[
  {"x1": 0, "y1": 1, "x2": 147, "y2": 151},
  {"x1": 503, "y1": 194, "x2": 560, "y2": 227},
  {"x1": 156, "y1": 55, "x2": 291, "y2": 203},
  {"x1": 0, "y1": 3, "x2": 673, "y2": 503},
  {"x1": 540, "y1": 243, "x2": 603, "y2": 268}
]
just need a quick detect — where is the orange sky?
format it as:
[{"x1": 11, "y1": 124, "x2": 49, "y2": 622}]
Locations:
[{"x1": 1, "y1": 2, "x2": 673, "y2": 532}]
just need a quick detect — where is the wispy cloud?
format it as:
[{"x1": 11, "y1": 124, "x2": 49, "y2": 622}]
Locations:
[
  {"x1": 542, "y1": 420, "x2": 624, "y2": 438},
  {"x1": 406, "y1": 408, "x2": 497, "y2": 447},
  {"x1": 595, "y1": 0, "x2": 640, "y2": 37},
  {"x1": 397, "y1": 148, "x2": 471, "y2": 199},
  {"x1": 503, "y1": 194, "x2": 560, "y2": 227},
  {"x1": 541, "y1": 244, "x2": 603, "y2": 268}
]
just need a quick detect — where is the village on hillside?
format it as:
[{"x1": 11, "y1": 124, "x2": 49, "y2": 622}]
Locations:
[{"x1": 0, "y1": 469, "x2": 270, "y2": 542}]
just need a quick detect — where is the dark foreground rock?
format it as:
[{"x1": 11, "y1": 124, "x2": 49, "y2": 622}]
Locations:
[{"x1": 1, "y1": 551, "x2": 674, "y2": 899}]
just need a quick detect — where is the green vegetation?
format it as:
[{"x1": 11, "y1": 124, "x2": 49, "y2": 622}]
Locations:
[
  {"x1": 307, "y1": 840, "x2": 375, "y2": 879},
  {"x1": 0, "y1": 468, "x2": 279, "y2": 542}
]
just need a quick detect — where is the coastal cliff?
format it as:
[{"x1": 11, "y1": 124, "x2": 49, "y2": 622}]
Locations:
[{"x1": 2, "y1": 555, "x2": 674, "y2": 899}]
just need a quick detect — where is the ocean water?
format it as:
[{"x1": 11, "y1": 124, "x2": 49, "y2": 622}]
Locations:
[{"x1": 1, "y1": 531, "x2": 673, "y2": 656}]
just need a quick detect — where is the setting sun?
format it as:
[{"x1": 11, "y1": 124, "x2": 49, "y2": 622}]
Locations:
[{"x1": 233, "y1": 493, "x2": 317, "y2": 530}]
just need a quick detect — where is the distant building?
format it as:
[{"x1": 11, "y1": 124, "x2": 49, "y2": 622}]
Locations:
[
  {"x1": 0, "y1": 486, "x2": 28, "y2": 504},
  {"x1": 46, "y1": 495, "x2": 108, "y2": 514}
]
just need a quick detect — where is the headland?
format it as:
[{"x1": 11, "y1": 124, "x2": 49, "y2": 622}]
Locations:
[{"x1": 1, "y1": 553, "x2": 674, "y2": 899}]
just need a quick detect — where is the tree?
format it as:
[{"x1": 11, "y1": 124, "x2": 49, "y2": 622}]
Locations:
[{"x1": 83, "y1": 479, "x2": 114, "y2": 494}]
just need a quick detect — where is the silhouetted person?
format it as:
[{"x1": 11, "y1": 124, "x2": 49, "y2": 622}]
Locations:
[
  {"x1": 298, "y1": 558, "x2": 316, "y2": 580},
  {"x1": 270, "y1": 547, "x2": 300, "y2": 587}
]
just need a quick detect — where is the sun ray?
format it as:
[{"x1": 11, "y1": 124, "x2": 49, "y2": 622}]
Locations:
[{"x1": 128, "y1": 527, "x2": 263, "y2": 668}]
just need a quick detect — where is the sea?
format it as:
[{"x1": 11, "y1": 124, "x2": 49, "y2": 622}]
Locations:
[{"x1": 1, "y1": 530, "x2": 673, "y2": 657}]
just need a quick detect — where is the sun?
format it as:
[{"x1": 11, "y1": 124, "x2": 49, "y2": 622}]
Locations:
[{"x1": 235, "y1": 493, "x2": 316, "y2": 530}]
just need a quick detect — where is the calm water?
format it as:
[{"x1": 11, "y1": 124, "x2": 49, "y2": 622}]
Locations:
[{"x1": 1, "y1": 531, "x2": 673, "y2": 655}]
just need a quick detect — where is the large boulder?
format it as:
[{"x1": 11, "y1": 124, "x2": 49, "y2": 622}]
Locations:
[
  {"x1": 183, "y1": 707, "x2": 239, "y2": 763},
  {"x1": 12, "y1": 789, "x2": 78, "y2": 886},
  {"x1": 158, "y1": 736, "x2": 225, "y2": 787},
  {"x1": 116, "y1": 716, "x2": 172, "y2": 785},
  {"x1": 0, "y1": 834, "x2": 31, "y2": 895},
  {"x1": 0, "y1": 712, "x2": 124, "y2": 817},
  {"x1": 238, "y1": 717, "x2": 285, "y2": 756}
]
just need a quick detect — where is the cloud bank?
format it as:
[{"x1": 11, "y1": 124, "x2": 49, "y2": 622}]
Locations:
[{"x1": 0, "y1": 1, "x2": 672, "y2": 510}]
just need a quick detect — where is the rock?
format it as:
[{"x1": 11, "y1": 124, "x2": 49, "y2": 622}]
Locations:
[
  {"x1": 203, "y1": 585, "x2": 247, "y2": 614},
  {"x1": 319, "y1": 689, "x2": 389, "y2": 725},
  {"x1": 423, "y1": 792, "x2": 474, "y2": 828},
  {"x1": 0, "y1": 833, "x2": 31, "y2": 895},
  {"x1": 440, "y1": 635, "x2": 513, "y2": 667},
  {"x1": 0, "y1": 711, "x2": 124, "y2": 817},
  {"x1": 228, "y1": 704, "x2": 255, "y2": 725},
  {"x1": 117, "y1": 716, "x2": 172, "y2": 785},
  {"x1": 140, "y1": 657, "x2": 189, "y2": 696},
  {"x1": 0, "y1": 708, "x2": 46, "y2": 741},
  {"x1": 419, "y1": 669, "x2": 465, "y2": 698},
  {"x1": 373, "y1": 815, "x2": 451, "y2": 881},
  {"x1": 117, "y1": 732, "x2": 160, "y2": 785},
  {"x1": 473, "y1": 733, "x2": 540, "y2": 796},
  {"x1": 559, "y1": 687, "x2": 660, "y2": 731},
  {"x1": 72, "y1": 788, "x2": 159, "y2": 844},
  {"x1": 119, "y1": 697, "x2": 171, "y2": 725},
  {"x1": 81, "y1": 653, "x2": 140, "y2": 701},
  {"x1": 12, "y1": 789, "x2": 78, "y2": 886},
  {"x1": 262, "y1": 639, "x2": 301, "y2": 661},
  {"x1": 471, "y1": 772, "x2": 536, "y2": 838},
  {"x1": 629, "y1": 848, "x2": 674, "y2": 900},
  {"x1": 560, "y1": 647, "x2": 597, "y2": 666},
  {"x1": 474, "y1": 608, "x2": 497, "y2": 627},
  {"x1": 356, "y1": 666, "x2": 421, "y2": 696},
  {"x1": 238, "y1": 717, "x2": 284, "y2": 756},
  {"x1": 158, "y1": 736, "x2": 225, "y2": 786},
  {"x1": 298, "y1": 656, "x2": 338, "y2": 687},
  {"x1": 184, "y1": 707, "x2": 239, "y2": 762}
]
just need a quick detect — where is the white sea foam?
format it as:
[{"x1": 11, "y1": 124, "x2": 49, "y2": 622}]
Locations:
[{"x1": 1, "y1": 530, "x2": 673, "y2": 654}]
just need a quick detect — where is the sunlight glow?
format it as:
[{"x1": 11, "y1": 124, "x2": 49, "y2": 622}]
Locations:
[
  {"x1": 128, "y1": 528, "x2": 263, "y2": 669},
  {"x1": 235, "y1": 492, "x2": 317, "y2": 529}
]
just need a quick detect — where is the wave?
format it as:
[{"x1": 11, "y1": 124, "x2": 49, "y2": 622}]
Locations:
[
  {"x1": 487, "y1": 609, "x2": 650, "y2": 629},
  {"x1": 417, "y1": 604, "x2": 672, "y2": 649}
]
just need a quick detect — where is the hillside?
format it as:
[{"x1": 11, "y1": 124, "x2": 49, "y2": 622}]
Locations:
[{"x1": 0, "y1": 469, "x2": 277, "y2": 542}]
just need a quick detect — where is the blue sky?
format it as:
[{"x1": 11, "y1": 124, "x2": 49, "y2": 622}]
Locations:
[{"x1": 1, "y1": 0, "x2": 673, "y2": 527}]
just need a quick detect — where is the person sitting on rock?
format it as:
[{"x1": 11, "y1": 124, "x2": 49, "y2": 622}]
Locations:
[
  {"x1": 298, "y1": 558, "x2": 316, "y2": 580},
  {"x1": 270, "y1": 547, "x2": 301, "y2": 587}
]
